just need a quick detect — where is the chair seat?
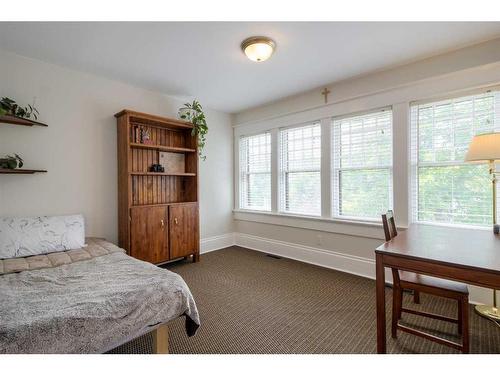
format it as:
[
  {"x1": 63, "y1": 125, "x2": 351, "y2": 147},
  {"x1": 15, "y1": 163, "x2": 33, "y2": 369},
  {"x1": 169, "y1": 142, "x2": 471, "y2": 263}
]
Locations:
[{"x1": 400, "y1": 271, "x2": 468, "y2": 295}]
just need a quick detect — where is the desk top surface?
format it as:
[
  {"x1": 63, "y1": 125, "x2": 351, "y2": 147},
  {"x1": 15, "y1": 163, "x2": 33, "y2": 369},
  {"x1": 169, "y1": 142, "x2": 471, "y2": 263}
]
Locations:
[{"x1": 376, "y1": 224, "x2": 500, "y2": 274}]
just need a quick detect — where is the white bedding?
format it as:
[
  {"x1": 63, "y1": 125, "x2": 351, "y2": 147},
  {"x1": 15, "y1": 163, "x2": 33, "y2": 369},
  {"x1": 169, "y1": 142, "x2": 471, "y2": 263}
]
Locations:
[{"x1": 0, "y1": 238, "x2": 200, "y2": 353}]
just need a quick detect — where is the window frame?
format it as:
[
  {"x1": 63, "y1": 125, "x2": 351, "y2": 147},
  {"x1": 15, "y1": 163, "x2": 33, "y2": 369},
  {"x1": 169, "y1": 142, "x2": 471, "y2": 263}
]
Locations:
[
  {"x1": 278, "y1": 121, "x2": 322, "y2": 217},
  {"x1": 234, "y1": 80, "x2": 500, "y2": 240},
  {"x1": 331, "y1": 108, "x2": 394, "y2": 222},
  {"x1": 410, "y1": 90, "x2": 500, "y2": 227},
  {"x1": 238, "y1": 131, "x2": 272, "y2": 212}
]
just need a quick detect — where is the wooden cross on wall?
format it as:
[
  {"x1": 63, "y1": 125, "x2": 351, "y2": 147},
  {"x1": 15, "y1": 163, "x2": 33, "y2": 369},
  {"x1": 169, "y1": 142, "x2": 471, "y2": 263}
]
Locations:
[{"x1": 321, "y1": 87, "x2": 331, "y2": 104}]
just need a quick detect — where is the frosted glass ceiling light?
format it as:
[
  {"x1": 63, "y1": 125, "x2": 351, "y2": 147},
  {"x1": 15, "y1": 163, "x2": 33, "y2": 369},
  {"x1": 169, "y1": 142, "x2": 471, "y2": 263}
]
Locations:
[{"x1": 241, "y1": 36, "x2": 276, "y2": 62}]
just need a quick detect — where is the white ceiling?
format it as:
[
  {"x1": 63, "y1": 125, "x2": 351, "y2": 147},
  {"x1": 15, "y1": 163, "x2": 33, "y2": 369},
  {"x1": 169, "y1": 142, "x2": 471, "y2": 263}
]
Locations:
[{"x1": 1, "y1": 22, "x2": 500, "y2": 113}]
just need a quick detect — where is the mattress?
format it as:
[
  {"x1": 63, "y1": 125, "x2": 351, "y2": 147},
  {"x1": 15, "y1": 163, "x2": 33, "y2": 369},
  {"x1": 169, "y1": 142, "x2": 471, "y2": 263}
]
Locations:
[{"x1": 0, "y1": 238, "x2": 199, "y2": 353}]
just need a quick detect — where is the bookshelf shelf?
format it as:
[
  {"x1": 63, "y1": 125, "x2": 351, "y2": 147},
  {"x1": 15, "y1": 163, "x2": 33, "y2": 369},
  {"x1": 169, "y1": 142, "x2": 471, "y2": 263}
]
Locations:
[
  {"x1": 130, "y1": 143, "x2": 196, "y2": 154},
  {"x1": 130, "y1": 171, "x2": 196, "y2": 177}
]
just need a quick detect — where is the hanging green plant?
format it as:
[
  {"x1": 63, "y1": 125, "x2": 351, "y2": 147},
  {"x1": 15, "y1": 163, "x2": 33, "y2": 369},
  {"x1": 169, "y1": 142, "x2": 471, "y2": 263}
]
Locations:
[
  {"x1": 178, "y1": 100, "x2": 208, "y2": 161},
  {"x1": 0, "y1": 97, "x2": 39, "y2": 120}
]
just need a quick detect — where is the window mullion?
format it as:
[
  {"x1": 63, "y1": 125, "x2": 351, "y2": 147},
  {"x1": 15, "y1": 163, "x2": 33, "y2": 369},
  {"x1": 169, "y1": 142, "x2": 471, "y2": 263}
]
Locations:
[
  {"x1": 321, "y1": 118, "x2": 331, "y2": 218},
  {"x1": 271, "y1": 128, "x2": 279, "y2": 213}
]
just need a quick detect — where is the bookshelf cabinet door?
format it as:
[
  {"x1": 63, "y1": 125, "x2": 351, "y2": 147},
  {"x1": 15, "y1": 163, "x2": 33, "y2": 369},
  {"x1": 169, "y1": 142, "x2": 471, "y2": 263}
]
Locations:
[
  {"x1": 130, "y1": 206, "x2": 169, "y2": 264},
  {"x1": 169, "y1": 203, "x2": 199, "y2": 259}
]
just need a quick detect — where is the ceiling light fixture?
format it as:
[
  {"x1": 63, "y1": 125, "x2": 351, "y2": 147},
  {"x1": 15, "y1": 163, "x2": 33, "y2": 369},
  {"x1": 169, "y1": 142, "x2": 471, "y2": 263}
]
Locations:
[{"x1": 241, "y1": 36, "x2": 276, "y2": 62}]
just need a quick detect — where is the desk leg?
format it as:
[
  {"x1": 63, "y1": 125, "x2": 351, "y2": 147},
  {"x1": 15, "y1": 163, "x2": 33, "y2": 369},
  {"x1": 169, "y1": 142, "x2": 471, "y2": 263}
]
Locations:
[{"x1": 376, "y1": 253, "x2": 386, "y2": 354}]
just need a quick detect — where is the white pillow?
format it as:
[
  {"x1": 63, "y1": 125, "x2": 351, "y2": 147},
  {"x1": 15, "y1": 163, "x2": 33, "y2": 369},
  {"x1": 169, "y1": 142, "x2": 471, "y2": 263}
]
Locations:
[{"x1": 0, "y1": 214, "x2": 85, "y2": 259}]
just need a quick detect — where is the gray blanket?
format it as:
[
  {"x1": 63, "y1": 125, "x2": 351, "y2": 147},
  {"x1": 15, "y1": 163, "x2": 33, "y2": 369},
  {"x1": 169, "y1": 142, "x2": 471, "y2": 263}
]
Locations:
[{"x1": 0, "y1": 239, "x2": 199, "y2": 353}]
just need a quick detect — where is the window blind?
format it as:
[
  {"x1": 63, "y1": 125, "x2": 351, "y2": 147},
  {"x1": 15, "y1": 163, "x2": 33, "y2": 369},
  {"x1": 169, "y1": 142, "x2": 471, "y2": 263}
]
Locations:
[
  {"x1": 411, "y1": 90, "x2": 500, "y2": 226},
  {"x1": 279, "y1": 123, "x2": 321, "y2": 216},
  {"x1": 239, "y1": 132, "x2": 271, "y2": 211},
  {"x1": 332, "y1": 109, "x2": 393, "y2": 219}
]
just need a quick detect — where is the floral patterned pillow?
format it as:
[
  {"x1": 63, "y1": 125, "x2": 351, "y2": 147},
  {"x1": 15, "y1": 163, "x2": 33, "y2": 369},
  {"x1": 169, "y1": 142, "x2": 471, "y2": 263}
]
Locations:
[{"x1": 0, "y1": 215, "x2": 85, "y2": 259}]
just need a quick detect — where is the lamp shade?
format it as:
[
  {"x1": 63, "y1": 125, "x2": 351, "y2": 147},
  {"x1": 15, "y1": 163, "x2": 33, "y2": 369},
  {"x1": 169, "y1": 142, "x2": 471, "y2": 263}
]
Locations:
[{"x1": 465, "y1": 133, "x2": 500, "y2": 162}]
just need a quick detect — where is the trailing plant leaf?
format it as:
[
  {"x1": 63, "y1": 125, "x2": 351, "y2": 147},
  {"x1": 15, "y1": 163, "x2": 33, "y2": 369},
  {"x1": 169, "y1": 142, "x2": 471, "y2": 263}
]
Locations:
[
  {"x1": 14, "y1": 154, "x2": 23, "y2": 168},
  {"x1": 178, "y1": 100, "x2": 208, "y2": 161}
]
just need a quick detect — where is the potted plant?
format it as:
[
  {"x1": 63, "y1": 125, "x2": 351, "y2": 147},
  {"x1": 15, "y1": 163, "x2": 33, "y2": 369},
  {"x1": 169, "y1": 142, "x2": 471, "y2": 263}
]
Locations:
[
  {"x1": 178, "y1": 100, "x2": 208, "y2": 161},
  {"x1": 0, "y1": 97, "x2": 39, "y2": 120},
  {"x1": 0, "y1": 154, "x2": 24, "y2": 169}
]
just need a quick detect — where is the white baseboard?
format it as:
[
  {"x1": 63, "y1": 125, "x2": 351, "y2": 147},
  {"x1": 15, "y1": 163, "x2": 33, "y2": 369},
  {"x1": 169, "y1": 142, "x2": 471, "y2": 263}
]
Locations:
[
  {"x1": 202, "y1": 232, "x2": 487, "y2": 304},
  {"x1": 234, "y1": 232, "x2": 392, "y2": 282},
  {"x1": 200, "y1": 233, "x2": 235, "y2": 254}
]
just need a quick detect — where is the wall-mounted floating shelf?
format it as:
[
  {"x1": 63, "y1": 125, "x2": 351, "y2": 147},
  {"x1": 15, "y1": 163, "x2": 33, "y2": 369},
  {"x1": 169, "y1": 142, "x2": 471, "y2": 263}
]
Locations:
[
  {"x1": 0, "y1": 113, "x2": 48, "y2": 174},
  {"x1": 0, "y1": 114, "x2": 48, "y2": 127},
  {"x1": 0, "y1": 168, "x2": 47, "y2": 174}
]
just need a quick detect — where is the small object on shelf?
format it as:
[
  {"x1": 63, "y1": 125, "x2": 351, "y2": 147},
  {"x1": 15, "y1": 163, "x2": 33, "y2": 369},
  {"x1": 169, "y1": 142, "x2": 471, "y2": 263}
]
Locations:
[
  {"x1": 141, "y1": 128, "x2": 153, "y2": 145},
  {"x1": 133, "y1": 125, "x2": 141, "y2": 143},
  {"x1": 0, "y1": 154, "x2": 23, "y2": 169},
  {"x1": 150, "y1": 164, "x2": 165, "y2": 173}
]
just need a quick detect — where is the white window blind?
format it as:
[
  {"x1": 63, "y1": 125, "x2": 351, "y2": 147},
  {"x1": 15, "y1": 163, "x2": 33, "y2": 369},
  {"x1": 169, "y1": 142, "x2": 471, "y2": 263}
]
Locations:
[
  {"x1": 332, "y1": 109, "x2": 393, "y2": 219},
  {"x1": 411, "y1": 90, "x2": 500, "y2": 226},
  {"x1": 279, "y1": 123, "x2": 321, "y2": 216},
  {"x1": 239, "y1": 132, "x2": 271, "y2": 211}
]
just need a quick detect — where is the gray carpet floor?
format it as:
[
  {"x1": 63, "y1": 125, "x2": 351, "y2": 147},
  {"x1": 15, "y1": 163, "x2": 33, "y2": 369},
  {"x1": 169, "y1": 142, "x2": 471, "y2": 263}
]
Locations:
[
  {"x1": 114, "y1": 246, "x2": 500, "y2": 354},
  {"x1": 167, "y1": 246, "x2": 500, "y2": 354}
]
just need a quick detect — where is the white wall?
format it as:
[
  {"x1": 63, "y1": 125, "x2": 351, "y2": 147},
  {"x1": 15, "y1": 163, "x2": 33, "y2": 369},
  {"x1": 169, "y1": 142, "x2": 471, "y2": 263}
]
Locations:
[
  {"x1": 0, "y1": 49, "x2": 234, "y2": 243},
  {"x1": 235, "y1": 38, "x2": 500, "y2": 125},
  {"x1": 232, "y1": 38, "x2": 500, "y2": 304}
]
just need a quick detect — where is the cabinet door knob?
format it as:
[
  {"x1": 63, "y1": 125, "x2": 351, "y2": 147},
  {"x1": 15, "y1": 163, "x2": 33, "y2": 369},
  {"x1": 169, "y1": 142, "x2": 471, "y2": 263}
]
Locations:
[
  {"x1": 174, "y1": 218, "x2": 178, "y2": 225},
  {"x1": 161, "y1": 219, "x2": 164, "y2": 228}
]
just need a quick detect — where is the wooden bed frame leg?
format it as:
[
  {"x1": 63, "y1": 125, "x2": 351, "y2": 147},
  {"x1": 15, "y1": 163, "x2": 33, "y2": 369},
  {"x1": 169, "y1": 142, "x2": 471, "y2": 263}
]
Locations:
[{"x1": 152, "y1": 324, "x2": 169, "y2": 354}]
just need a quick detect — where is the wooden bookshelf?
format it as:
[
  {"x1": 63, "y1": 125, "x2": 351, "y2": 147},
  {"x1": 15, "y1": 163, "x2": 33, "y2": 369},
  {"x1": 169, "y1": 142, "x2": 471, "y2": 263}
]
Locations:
[
  {"x1": 0, "y1": 168, "x2": 47, "y2": 174},
  {"x1": 115, "y1": 109, "x2": 200, "y2": 265}
]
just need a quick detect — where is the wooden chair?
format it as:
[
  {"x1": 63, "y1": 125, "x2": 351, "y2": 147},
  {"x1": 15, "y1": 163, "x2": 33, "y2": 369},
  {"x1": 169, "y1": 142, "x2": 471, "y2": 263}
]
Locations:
[{"x1": 381, "y1": 211, "x2": 470, "y2": 353}]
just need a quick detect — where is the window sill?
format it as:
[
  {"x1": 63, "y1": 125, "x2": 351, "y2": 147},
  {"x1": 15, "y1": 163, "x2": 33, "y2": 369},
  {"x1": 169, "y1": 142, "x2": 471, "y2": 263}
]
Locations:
[
  {"x1": 415, "y1": 220, "x2": 491, "y2": 231},
  {"x1": 233, "y1": 209, "x2": 403, "y2": 240}
]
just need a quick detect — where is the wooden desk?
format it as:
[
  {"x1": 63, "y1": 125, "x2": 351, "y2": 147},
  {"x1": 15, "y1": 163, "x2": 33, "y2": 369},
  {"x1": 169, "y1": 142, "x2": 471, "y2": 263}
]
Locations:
[{"x1": 375, "y1": 223, "x2": 500, "y2": 353}]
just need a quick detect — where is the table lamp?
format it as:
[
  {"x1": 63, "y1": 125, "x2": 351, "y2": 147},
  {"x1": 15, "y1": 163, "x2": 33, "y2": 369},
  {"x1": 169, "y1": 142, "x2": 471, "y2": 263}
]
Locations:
[{"x1": 465, "y1": 132, "x2": 500, "y2": 321}]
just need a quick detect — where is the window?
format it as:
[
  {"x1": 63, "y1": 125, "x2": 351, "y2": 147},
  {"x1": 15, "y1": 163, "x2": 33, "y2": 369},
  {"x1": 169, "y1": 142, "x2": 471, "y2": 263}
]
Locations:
[
  {"x1": 332, "y1": 109, "x2": 393, "y2": 220},
  {"x1": 411, "y1": 91, "x2": 500, "y2": 226},
  {"x1": 279, "y1": 123, "x2": 321, "y2": 216},
  {"x1": 239, "y1": 132, "x2": 271, "y2": 211}
]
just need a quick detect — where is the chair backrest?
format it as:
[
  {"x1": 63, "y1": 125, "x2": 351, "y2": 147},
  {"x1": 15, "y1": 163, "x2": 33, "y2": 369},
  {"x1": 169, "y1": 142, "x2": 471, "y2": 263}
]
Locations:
[{"x1": 381, "y1": 210, "x2": 398, "y2": 241}]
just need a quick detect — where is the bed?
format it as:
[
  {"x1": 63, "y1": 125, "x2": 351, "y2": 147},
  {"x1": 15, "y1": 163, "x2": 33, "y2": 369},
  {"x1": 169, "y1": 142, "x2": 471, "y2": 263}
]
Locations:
[{"x1": 0, "y1": 237, "x2": 200, "y2": 354}]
